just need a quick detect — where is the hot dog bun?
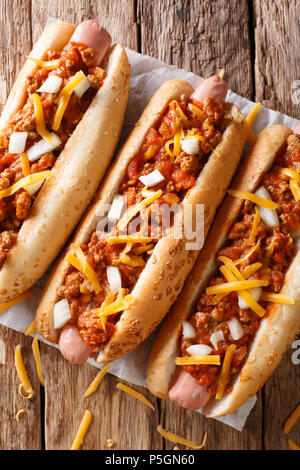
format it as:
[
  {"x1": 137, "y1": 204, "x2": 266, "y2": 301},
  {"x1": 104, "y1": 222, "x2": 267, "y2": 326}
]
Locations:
[
  {"x1": 146, "y1": 125, "x2": 298, "y2": 418},
  {"x1": 0, "y1": 22, "x2": 130, "y2": 302},
  {"x1": 36, "y1": 79, "x2": 245, "y2": 359}
]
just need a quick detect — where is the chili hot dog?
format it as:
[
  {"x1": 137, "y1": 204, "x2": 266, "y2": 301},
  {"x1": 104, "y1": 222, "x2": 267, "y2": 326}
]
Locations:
[
  {"x1": 147, "y1": 123, "x2": 300, "y2": 417},
  {"x1": 36, "y1": 74, "x2": 245, "y2": 364},
  {"x1": 0, "y1": 20, "x2": 130, "y2": 302}
]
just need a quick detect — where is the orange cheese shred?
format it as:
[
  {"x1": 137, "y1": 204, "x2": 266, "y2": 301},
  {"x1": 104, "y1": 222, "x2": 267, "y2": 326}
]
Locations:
[
  {"x1": 157, "y1": 425, "x2": 207, "y2": 450},
  {"x1": 0, "y1": 290, "x2": 32, "y2": 314},
  {"x1": 216, "y1": 344, "x2": 236, "y2": 400},
  {"x1": 32, "y1": 93, "x2": 53, "y2": 145},
  {"x1": 15, "y1": 345, "x2": 35, "y2": 399},
  {"x1": 31, "y1": 338, "x2": 44, "y2": 387},
  {"x1": 289, "y1": 439, "x2": 300, "y2": 451},
  {"x1": 29, "y1": 57, "x2": 60, "y2": 69},
  {"x1": 84, "y1": 365, "x2": 110, "y2": 398},
  {"x1": 175, "y1": 356, "x2": 220, "y2": 366},
  {"x1": 116, "y1": 383, "x2": 155, "y2": 410},
  {"x1": 25, "y1": 319, "x2": 36, "y2": 336},
  {"x1": 70, "y1": 410, "x2": 92, "y2": 450},
  {"x1": 20, "y1": 153, "x2": 31, "y2": 176},
  {"x1": 52, "y1": 71, "x2": 85, "y2": 131},
  {"x1": 227, "y1": 189, "x2": 279, "y2": 209},
  {"x1": 65, "y1": 243, "x2": 101, "y2": 294},
  {"x1": 284, "y1": 403, "x2": 300, "y2": 434}
]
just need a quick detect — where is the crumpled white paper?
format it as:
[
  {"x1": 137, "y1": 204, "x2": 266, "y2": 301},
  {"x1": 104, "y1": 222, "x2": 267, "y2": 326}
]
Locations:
[{"x1": 0, "y1": 18, "x2": 299, "y2": 432}]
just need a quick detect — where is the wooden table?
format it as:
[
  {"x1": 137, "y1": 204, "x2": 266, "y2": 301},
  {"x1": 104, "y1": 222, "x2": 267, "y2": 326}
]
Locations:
[{"x1": 0, "y1": 0, "x2": 299, "y2": 450}]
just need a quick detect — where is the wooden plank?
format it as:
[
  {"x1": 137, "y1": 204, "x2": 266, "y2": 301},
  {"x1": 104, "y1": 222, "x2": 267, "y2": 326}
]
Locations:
[
  {"x1": 139, "y1": 0, "x2": 262, "y2": 450},
  {"x1": 0, "y1": 0, "x2": 42, "y2": 450},
  {"x1": 30, "y1": 0, "x2": 162, "y2": 450},
  {"x1": 254, "y1": 0, "x2": 300, "y2": 450},
  {"x1": 138, "y1": 0, "x2": 253, "y2": 98}
]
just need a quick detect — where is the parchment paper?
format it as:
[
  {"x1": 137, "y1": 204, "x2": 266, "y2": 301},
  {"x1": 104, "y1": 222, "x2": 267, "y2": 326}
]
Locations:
[{"x1": 0, "y1": 18, "x2": 299, "y2": 432}]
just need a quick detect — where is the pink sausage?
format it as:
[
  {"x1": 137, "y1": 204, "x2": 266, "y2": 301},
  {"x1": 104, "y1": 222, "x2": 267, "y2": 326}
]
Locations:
[
  {"x1": 294, "y1": 124, "x2": 300, "y2": 135},
  {"x1": 70, "y1": 20, "x2": 112, "y2": 66},
  {"x1": 59, "y1": 324, "x2": 92, "y2": 364},
  {"x1": 168, "y1": 368, "x2": 211, "y2": 410},
  {"x1": 191, "y1": 75, "x2": 228, "y2": 104}
]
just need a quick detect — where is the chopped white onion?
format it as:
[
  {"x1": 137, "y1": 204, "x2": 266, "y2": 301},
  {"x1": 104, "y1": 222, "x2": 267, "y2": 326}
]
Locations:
[
  {"x1": 27, "y1": 133, "x2": 61, "y2": 162},
  {"x1": 37, "y1": 75, "x2": 62, "y2": 93},
  {"x1": 227, "y1": 317, "x2": 244, "y2": 341},
  {"x1": 24, "y1": 179, "x2": 44, "y2": 196},
  {"x1": 182, "y1": 321, "x2": 196, "y2": 339},
  {"x1": 74, "y1": 72, "x2": 90, "y2": 98},
  {"x1": 255, "y1": 186, "x2": 279, "y2": 228},
  {"x1": 180, "y1": 137, "x2": 200, "y2": 155},
  {"x1": 138, "y1": 169, "x2": 165, "y2": 187},
  {"x1": 210, "y1": 330, "x2": 225, "y2": 350},
  {"x1": 9, "y1": 132, "x2": 27, "y2": 154},
  {"x1": 53, "y1": 299, "x2": 71, "y2": 329},
  {"x1": 107, "y1": 194, "x2": 125, "y2": 223},
  {"x1": 238, "y1": 286, "x2": 262, "y2": 310},
  {"x1": 186, "y1": 344, "x2": 212, "y2": 356},
  {"x1": 106, "y1": 266, "x2": 122, "y2": 293}
]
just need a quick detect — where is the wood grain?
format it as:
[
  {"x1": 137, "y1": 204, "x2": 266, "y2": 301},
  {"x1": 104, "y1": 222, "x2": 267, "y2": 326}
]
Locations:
[
  {"x1": 0, "y1": 0, "x2": 42, "y2": 451},
  {"x1": 0, "y1": 0, "x2": 299, "y2": 450},
  {"x1": 254, "y1": 0, "x2": 300, "y2": 450},
  {"x1": 138, "y1": 0, "x2": 253, "y2": 98}
]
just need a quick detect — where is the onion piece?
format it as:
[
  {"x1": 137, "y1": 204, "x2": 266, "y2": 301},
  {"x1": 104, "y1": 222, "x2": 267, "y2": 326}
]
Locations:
[
  {"x1": 210, "y1": 330, "x2": 225, "y2": 350},
  {"x1": 138, "y1": 169, "x2": 165, "y2": 187},
  {"x1": 107, "y1": 195, "x2": 125, "y2": 223},
  {"x1": 238, "y1": 286, "x2": 262, "y2": 309},
  {"x1": 186, "y1": 344, "x2": 212, "y2": 356},
  {"x1": 255, "y1": 186, "x2": 279, "y2": 228},
  {"x1": 182, "y1": 321, "x2": 196, "y2": 339},
  {"x1": 9, "y1": 132, "x2": 27, "y2": 154},
  {"x1": 227, "y1": 317, "x2": 244, "y2": 340},
  {"x1": 53, "y1": 299, "x2": 71, "y2": 329},
  {"x1": 24, "y1": 179, "x2": 44, "y2": 196},
  {"x1": 27, "y1": 133, "x2": 61, "y2": 162},
  {"x1": 73, "y1": 72, "x2": 90, "y2": 98},
  {"x1": 180, "y1": 137, "x2": 200, "y2": 155},
  {"x1": 106, "y1": 266, "x2": 122, "y2": 293},
  {"x1": 37, "y1": 75, "x2": 62, "y2": 93}
]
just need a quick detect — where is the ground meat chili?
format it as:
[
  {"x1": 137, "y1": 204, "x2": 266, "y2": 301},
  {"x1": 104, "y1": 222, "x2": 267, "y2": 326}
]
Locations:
[
  {"x1": 58, "y1": 96, "x2": 230, "y2": 354},
  {"x1": 0, "y1": 43, "x2": 106, "y2": 267},
  {"x1": 180, "y1": 133, "x2": 300, "y2": 397}
]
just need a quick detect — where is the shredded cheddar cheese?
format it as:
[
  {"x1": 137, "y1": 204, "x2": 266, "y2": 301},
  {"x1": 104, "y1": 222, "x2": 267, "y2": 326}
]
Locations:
[
  {"x1": 260, "y1": 292, "x2": 295, "y2": 305},
  {"x1": 120, "y1": 242, "x2": 145, "y2": 267},
  {"x1": 187, "y1": 103, "x2": 205, "y2": 121},
  {"x1": 29, "y1": 57, "x2": 60, "y2": 69},
  {"x1": 15, "y1": 409, "x2": 26, "y2": 421},
  {"x1": 107, "y1": 235, "x2": 152, "y2": 245},
  {"x1": 15, "y1": 345, "x2": 35, "y2": 399},
  {"x1": 280, "y1": 167, "x2": 300, "y2": 184},
  {"x1": 32, "y1": 93, "x2": 53, "y2": 145},
  {"x1": 175, "y1": 355, "x2": 220, "y2": 366},
  {"x1": 206, "y1": 279, "x2": 268, "y2": 295},
  {"x1": 219, "y1": 263, "x2": 266, "y2": 317},
  {"x1": 241, "y1": 262, "x2": 263, "y2": 279},
  {"x1": 65, "y1": 243, "x2": 101, "y2": 294},
  {"x1": 171, "y1": 101, "x2": 190, "y2": 127},
  {"x1": 91, "y1": 291, "x2": 134, "y2": 334},
  {"x1": 165, "y1": 125, "x2": 184, "y2": 158},
  {"x1": 157, "y1": 425, "x2": 207, "y2": 450},
  {"x1": 52, "y1": 71, "x2": 85, "y2": 131},
  {"x1": 31, "y1": 338, "x2": 44, "y2": 387},
  {"x1": 290, "y1": 179, "x2": 300, "y2": 201},
  {"x1": 25, "y1": 319, "x2": 36, "y2": 336},
  {"x1": 116, "y1": 383, "x2": 155, "y2": 410},
  {"x1": 246, "y1": 103, "x2": 261, "y2": 128},
  {"x1": 216, "y1": 344, "x2": 236, "y2": 400},
  {"x1": 0, "y1": 171, "x2": 51, "y2": 199},
  {"x1": 20, "y1": 153, "x2": 31, "y2": 176},
  {"x1": 227, "y1": 189, "x2": 279, "y2": 209},
  {"x1": 284, "y1": 403, "x2": 300, "y2": 434},
  {"x1": 289, "y1": 439, "x2": 300, "y2": 451},
  {"x1": 244, "y1": 103, "x2": 261, "y2": 145},
  {"x1": 234, "y1": 237, "x2": 262, "y2": 265},
  {"x1": 70, "y1": 410, "x2": 92, "y2": 450},
  {"x1": 133, "y1": 243, "x2": 154, "y2": 255},
  {"x1": 249, "y1": 205, "x2": 260, "y2": 243},
  {"x1": 0, "y1": 290, "x2": 32, "y2": 314},
  {"x1": 84, "y1": 364, "x2": 110, "y2": 398},
  {"x1": 117, "y1": 189, "x2": 162, "y2": 231}
]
